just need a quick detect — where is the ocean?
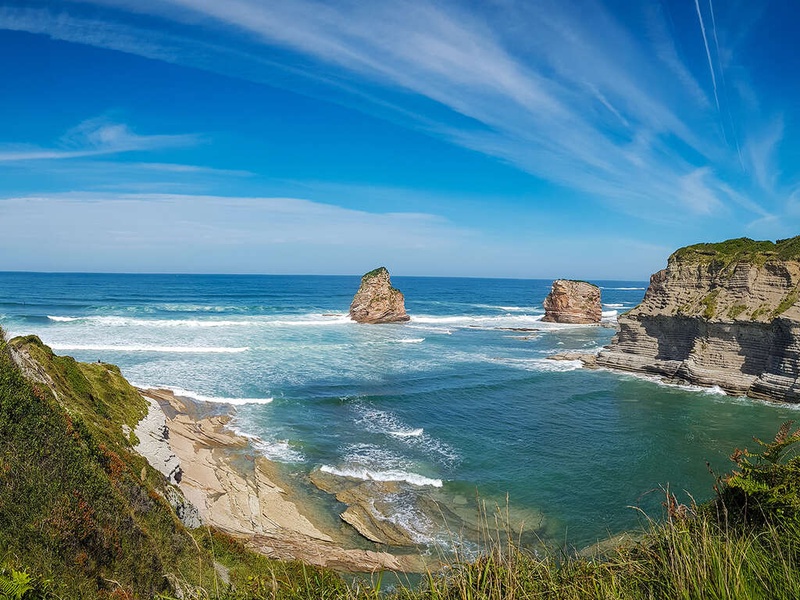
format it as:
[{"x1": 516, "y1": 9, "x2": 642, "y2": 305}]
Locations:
[{"x1": 2, "y1": 272, "x2": 797, "y2": 549}]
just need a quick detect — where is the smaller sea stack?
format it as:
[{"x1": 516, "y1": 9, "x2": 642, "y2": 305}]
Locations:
[
  {"x1": 349, "y1": 267, "x2": 410, "y2": 324},
  {"x1": 542, "y1": 280, "x2": 601, "y2": 324}
]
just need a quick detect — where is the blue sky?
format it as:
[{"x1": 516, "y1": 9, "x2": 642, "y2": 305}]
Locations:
[{"x1": 0, "y1": 0, "x2": 797, "y2": 279}]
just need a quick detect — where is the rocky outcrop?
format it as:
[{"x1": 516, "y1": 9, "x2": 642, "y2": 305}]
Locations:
[
  {"x1": 597, "y1": 237, "x2": 800, "y2": 402},
  {"x1": 140, "y1": 388, "x2": 426, "y2": 571},
  {"x1": 135, "y1": 393, "x2": 183, "y2": 486},
  {"x1": 548, "y1": 352, "x2": 599, "y2": 368},
  {"x1": 310, "y1": 470, "x2": 421, "y2": 546},
  {"x1": 308, "y1": 468, "x2": 475, "y2": 552},
  {"x1": 349, "y1": 267, "x2": 409, "y2": 324},
  {"x1": 542, "y1": 280, "x2": 602, "y2": 324}
]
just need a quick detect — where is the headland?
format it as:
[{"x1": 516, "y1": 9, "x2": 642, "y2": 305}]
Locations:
[{"x1": 597, "y1": 236, "x2": 800, "y2": 402}]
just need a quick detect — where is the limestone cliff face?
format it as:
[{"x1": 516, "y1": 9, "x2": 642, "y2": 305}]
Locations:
[
  {"x1": 597, "y1": 237, "x2": 800, "y2": 402},
  {"x1": 542, "y1": 280, "x2": 602, "y2": 324},
  {"x1": 349, "y1": 267, "x2": 410, "y2": 324}
]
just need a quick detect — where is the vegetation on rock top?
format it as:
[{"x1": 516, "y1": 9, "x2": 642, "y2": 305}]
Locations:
[
  {"x1": 560, "y1": 279, "x2": 596, "y2": 286},
  {"x1": 360, "y1": 267, "x2": 404, "y2": 293},
  {"x1": 361, "y1": 267, "x2": 389, "y2": 280},
  {"x1": 670, "y1": 235, "x2": 800, "y2": 266}
]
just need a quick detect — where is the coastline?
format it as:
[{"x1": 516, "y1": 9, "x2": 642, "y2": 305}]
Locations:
[{"x1": 134, "y1": 387, "x2": 426, "y2": 573}]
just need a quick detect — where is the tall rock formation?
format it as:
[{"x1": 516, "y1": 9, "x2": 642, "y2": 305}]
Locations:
[
  {"x1": 597, "y1": 237, "x2": 800, "y2": 402},
  {"x1": 542, "y1": 280, "x2": 602, "y2": 324},
  {"x1": 349, "y1": 267, "x2": 410, "y2": 324}
]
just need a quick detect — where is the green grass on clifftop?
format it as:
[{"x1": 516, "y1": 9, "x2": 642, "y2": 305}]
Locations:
[{"x1": 670, "y1": 236, "x2": 800, "y2": 266}]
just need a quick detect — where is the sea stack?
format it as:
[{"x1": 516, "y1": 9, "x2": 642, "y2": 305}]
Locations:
[
  {"x1": 596, "y1": 237, "x2": 800, "y2": 402},
  {"x1": 349, "y1": 267, "x2": 410, "y2": 324},
  {"x1": 542, "y1": 280, "x2": 602, "y2": 324}
]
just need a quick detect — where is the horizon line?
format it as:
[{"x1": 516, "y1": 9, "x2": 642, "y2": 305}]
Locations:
[{"x1": 0, "y1": 270, "x2": 650, "y2": 282}]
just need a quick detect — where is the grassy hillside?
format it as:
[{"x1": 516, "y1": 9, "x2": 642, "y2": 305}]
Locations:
[
  {"x1": 0, "y1": 329, "x2": 349, "y2": 599},
  {"x1": 3, "y1": 327, "x2": 800, "y2": 599}
]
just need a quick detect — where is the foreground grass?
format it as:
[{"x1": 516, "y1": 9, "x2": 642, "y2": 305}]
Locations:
[
  {"x1": 401, "y1": 512, "x2": 800, "y2": 599},
  {"x1": 8, "y1": 513, "x2": 799, "y2": 599},
  {"x1": 3, "y1": 326, "x2": 800, "y2": 599}
]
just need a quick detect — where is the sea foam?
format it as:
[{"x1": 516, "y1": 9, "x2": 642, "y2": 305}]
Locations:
[
  {"x1": 49, "y1": 343, "x2": 248, "y2": 354},
  {"x1": 47, "y1": 314, "x2": 352, "y2": 328},
  {"x1": 319, "y1": 465, "x2": 443, "y2": 487},
  {"x1": 389, "y1": 428, "x2": 424, "y2": 437},
  {"x1": 224, "y1": 419, "x2": 305, "y2": 462},
  {"x1": 490, "y1": 357, "x2": 584, "y2": 372},
  {"x1": 350, "y1": 403, "x2": 460, "y2": 465},
  {"x1": 138, "y1": 384, "x2": 274, "y2": 405}
]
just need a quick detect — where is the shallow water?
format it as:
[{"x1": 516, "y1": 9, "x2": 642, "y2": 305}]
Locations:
[{"x1": 1, "y1": 272, "x2": 795, "y2": 548}]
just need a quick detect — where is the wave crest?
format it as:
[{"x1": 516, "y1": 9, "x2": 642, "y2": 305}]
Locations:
[
  {"x1": 50, "y1": 343, "x2": 248, "y2": 354},
  {"x1": 139, "y1": 385, "x2": 273, "y2": 405},
  {"x1": 319, "y1": 465, "x2": 442, "y2": 487}
]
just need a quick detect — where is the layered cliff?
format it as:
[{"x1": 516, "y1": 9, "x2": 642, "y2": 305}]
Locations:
[
  {"x1": 542, "y1": 280, "x2": 602, "y2": 324},
  {"x1": 349, "y1": 267, "x2": 410, "y2": 324},
  {"x1": 597, "y1": 237, "x2": 800, "y2": 402}
]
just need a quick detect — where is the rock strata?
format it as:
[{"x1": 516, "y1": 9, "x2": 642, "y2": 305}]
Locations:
[
  {"x1": 548, "y1": 352, "x2": 599, "y2": 368},
  {"x1": 309, "y1": 469, "x2": 424, "y2": 547},
  {"x1": 597, "y1": 237, "x2": 800, "y2": 402},
  {"x1": 137, "y1": 388, "x2": 423, "y2": 571},
  {"x1": 135, "y1": 394, "x2": 183, "y2": 485},
  {"x1": 308, "y1": 468, "x2": 473, "y2": 553},
  {"x1": 349, "y1": 267, "x2": 410, "y2": 324},
  {"x1": 542, "y1": 280, "x2": 602, "y2": 324}
]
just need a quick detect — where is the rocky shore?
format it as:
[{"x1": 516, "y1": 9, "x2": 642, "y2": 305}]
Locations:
[{"x1": 133, "y1": 388, "x2": 425, "y2": 572}]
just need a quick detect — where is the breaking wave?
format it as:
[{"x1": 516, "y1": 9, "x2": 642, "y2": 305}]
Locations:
[
  {"x1": 138, "y1": 384, "x2": 273, "y2": 405},
  {"x1": 47, "y1": 314, "x2": 352, "y2": 328},
  {"x1": 319, "y1": 465, "x2": 442, "y2": 488},
  {"x1": 389, "y1": 428, "x2": 424, "y2": 438},
  {"x1": 49, "y1": 343, "x2": 248, "y2": 354}
]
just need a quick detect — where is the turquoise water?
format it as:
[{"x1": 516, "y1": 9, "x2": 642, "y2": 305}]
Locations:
[{"x1": 1, "y1": 272, "x2": 797, "y2": 548}]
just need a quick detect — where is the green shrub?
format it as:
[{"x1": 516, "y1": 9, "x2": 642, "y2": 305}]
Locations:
[
  {"x1": 727, "y1": 304, "x2": 747, "y2": 319},
  {"x1": 714, "y1": 420, "x2": 800, "y2": 526},
  {"x1": 774, "y1": 289, "x2": 800, "y2": 317}
]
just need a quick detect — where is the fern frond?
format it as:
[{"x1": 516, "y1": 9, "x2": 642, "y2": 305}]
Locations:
[{"x1": 0, "y1": 569, "x2": 33, "y2": 600}]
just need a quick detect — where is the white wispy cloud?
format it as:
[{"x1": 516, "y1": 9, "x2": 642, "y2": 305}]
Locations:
[
  {"x1": 122, "y1": 163, "x2": 253, "y2": 177},
  {"x1": 0, "y1": 191, "x2": 671, "y2": 278},
  {"x1": 0, "y1": 0, "x2": 781, "y2": 224},
  {"x1": 0, "y1": 117, "x2": 199, "y2": 162},
  {"x1": 0, "y1": 192, "x2": 467, "y2": 247},
  {"x1": 693, "y1": 0, "x2": 720, "y2": 112},
  {"x1": 744, "y1": 118, "x2": 784, "y2": 193},
  {"x1": 0, "y1": 5, "x2": 178, "y2": 62},
  {"x1": 0, "y1": 192, "x2": 477, "y2": 273},
  {"x1": 645, "y1": 3, "x2": 709, "y2": 109}
]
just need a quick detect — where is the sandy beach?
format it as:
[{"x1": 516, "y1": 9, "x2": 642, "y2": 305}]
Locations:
[{"x1": 134, "y1": 388, "x2": 426, "y2": 573}]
